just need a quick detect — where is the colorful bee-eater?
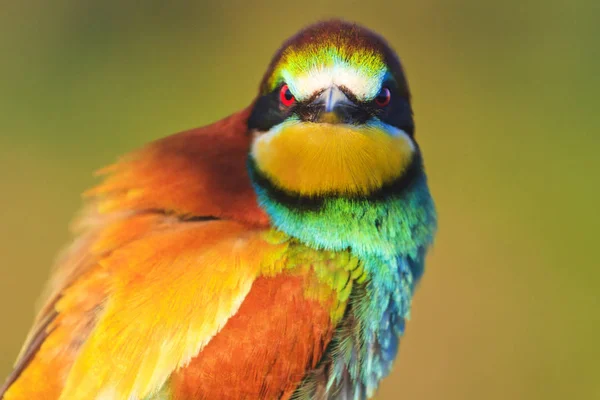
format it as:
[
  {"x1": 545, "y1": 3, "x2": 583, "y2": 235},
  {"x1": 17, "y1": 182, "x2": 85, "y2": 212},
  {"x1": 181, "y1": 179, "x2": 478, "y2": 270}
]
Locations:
[{"x1": 1, "y1": 19, "x2": 436, "y2": 400}]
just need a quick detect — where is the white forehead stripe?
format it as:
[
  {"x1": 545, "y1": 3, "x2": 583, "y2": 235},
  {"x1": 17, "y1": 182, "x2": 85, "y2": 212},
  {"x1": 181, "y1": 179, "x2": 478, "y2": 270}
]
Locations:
[{"x1": 283, "y1": 64, "x2": 385, "y2": 101}]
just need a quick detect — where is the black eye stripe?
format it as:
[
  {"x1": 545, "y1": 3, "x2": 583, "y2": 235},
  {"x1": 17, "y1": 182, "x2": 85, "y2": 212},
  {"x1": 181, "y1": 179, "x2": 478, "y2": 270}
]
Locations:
[
  {"x1": 248, "y1": 82, "x2": 414, "y2": 134},
  {"x1": 247, "y1": 88, "x2": 288, "y2": 131},
  {"x1": 370, "y1": 83, "x2": 415, "y2": 135}
]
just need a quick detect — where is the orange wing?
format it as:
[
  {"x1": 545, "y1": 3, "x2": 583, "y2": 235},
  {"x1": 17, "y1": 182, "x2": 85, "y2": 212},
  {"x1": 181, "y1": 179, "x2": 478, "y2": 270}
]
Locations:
[
  {"x1": 1, "y1": 108, "x2": 348, "y2": 400},
  {"x1": 0, "y1": 108, "x2": 273, "y2": 399},
  {"x1": 2, "y1": 216, "x2": 299, "y2": 400},
  {"x1": 16, "y1": 107, "x2": 268, "y2": 347}
]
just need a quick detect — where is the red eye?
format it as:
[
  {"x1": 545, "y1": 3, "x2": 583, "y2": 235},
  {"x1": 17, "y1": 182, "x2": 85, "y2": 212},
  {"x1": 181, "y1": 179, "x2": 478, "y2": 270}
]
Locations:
[
  {"x1": 279, "y1": 84, "x2": 296, "y2": 107},
  {"x1": 374, "y1": 87, "x2": 391, "y2": 107}
]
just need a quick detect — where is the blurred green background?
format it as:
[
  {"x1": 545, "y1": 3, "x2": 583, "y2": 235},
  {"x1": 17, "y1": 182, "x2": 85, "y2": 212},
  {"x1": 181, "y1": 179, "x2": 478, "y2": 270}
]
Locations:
[{"x1": 0, "y1": 1, "x2": 598, "y2": 399}]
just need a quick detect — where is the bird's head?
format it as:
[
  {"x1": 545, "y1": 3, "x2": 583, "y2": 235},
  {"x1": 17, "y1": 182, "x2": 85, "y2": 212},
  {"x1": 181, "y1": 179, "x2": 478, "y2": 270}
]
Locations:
[{"x1": 248, "y1": 20, "x2": 419, "y2": 201}]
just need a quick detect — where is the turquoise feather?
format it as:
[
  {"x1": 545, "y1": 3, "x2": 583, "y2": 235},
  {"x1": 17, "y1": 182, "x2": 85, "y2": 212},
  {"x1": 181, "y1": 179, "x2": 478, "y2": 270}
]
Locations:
[{"x1": 251, "y1": 164, "x2": 437, "y2": 398}]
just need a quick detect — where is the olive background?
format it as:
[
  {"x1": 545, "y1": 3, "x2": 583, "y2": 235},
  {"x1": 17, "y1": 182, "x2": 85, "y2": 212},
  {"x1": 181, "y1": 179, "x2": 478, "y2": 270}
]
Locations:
[{"x1": 0, "y1": 1, "x2": 598, "y2": 399}]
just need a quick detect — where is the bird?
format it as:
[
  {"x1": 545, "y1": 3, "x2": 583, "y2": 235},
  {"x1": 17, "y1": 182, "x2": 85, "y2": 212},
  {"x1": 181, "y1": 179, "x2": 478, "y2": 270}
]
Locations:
[{"x1": 1, "y1": 19, "x2": 436, "y2": 400}]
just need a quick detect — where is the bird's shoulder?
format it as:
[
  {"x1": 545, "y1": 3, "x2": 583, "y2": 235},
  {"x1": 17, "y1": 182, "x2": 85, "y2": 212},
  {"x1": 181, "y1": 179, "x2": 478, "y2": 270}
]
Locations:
[{"x1": 88, "y1": 106, "x2": 269, "y2": 226}]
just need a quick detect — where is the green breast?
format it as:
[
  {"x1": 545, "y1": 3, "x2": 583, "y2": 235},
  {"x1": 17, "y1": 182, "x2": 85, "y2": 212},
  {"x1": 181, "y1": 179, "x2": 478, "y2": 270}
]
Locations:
[{"x1": 253, "y1": 168, "x2": 437, "y2": 398}]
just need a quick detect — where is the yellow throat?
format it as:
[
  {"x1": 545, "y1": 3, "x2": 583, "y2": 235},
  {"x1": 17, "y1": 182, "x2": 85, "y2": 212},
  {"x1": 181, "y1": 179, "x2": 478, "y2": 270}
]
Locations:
[{"x1": 251, "y1": 122, "x2": 415, "y2": 197}]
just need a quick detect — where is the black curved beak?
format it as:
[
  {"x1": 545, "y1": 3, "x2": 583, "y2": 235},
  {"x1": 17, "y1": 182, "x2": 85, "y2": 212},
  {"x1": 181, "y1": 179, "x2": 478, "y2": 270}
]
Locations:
[{"x1": 296, "y1": 86, "x2": 370, "y2": 124}]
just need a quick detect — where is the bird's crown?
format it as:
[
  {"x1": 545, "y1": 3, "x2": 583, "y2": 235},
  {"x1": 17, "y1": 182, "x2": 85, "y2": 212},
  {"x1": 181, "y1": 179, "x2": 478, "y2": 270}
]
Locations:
[{"x1": 260, "y1": 19, "x2": 410, "y2": 102}]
